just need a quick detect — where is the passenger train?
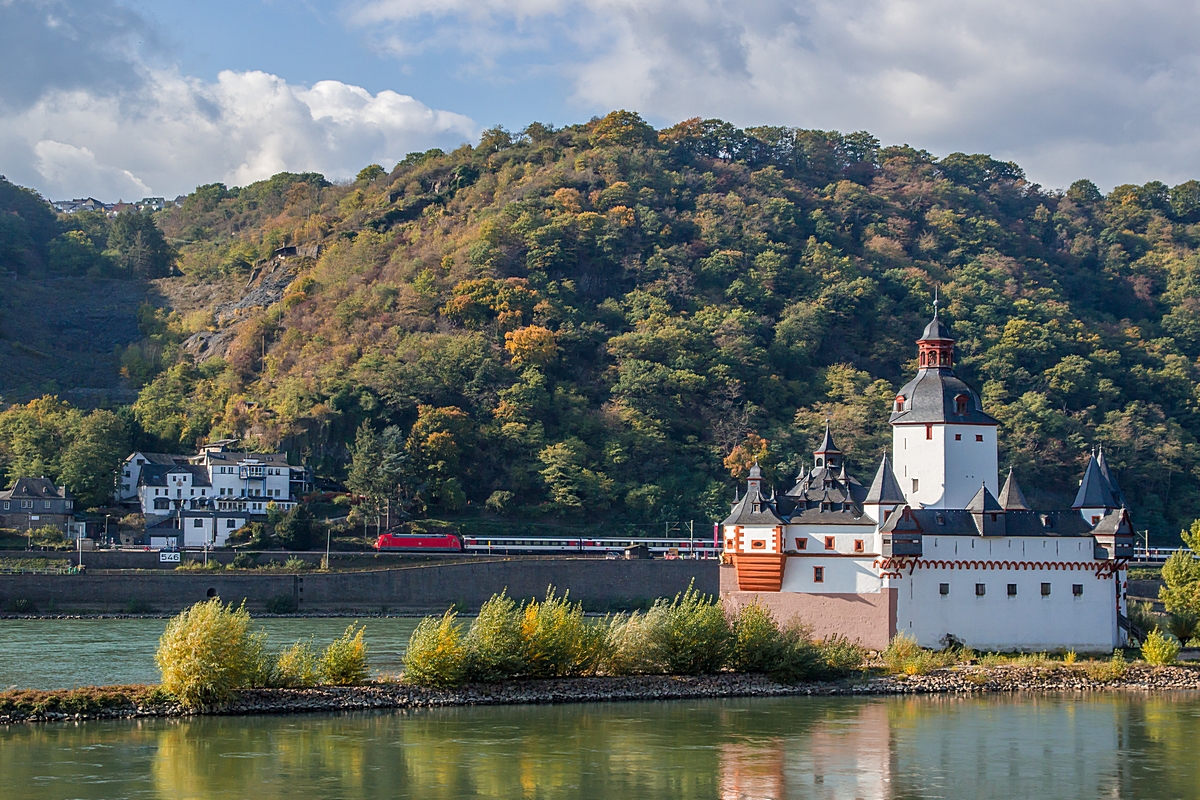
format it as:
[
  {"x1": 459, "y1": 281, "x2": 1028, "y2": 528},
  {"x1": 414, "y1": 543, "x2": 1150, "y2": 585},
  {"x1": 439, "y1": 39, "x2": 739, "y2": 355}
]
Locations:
[{"x1": 374, "y1": 531, "x2": 721, "y2": 557}]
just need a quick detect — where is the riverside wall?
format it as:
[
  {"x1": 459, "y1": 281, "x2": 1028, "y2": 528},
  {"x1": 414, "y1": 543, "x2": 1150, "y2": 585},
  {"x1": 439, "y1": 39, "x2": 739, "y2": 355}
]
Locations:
[{"x1": 0, "y1": 558, "x2": 718, "y2": 614}]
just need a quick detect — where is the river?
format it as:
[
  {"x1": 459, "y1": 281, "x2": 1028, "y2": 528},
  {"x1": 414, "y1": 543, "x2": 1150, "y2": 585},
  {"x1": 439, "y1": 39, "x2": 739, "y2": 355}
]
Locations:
[
  {"x1": 2, "y1": 694, "x2": 1199, "y2": 799},
  {"x1": 0, "y1": 617, "x2": 421, "y2": 690}
]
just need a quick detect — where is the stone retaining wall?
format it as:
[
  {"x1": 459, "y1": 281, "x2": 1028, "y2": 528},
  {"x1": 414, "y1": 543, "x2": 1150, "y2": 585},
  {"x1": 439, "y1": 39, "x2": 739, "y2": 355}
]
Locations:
[{"x1": 0, "y1": 558, "x2": 718, "y2": 614}]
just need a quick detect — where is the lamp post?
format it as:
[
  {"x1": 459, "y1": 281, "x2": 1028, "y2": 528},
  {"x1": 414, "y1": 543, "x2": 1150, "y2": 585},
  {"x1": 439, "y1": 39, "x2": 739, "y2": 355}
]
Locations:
[
  {"x1": 104, "y1": 514, "x2": 112, "y2": 547},
  {"x1": 325, "y1": 517, "x2": 331, "y2": 571}
]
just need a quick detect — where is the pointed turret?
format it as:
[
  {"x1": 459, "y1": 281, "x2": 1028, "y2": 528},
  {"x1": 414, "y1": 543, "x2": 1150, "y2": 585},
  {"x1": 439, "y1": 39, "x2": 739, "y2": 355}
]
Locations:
[
  {"x1": 1073, "y1": 453, "x2": 1116, "y2": 510},
  {"x1": 813, "y1": 422, "x2": 842, "y2": 469},
  {"x1": 967, "y1": 482, "x2": 1006, "y2": 536},
  {"x1": 997, "y1": 468, "x2": 1030, "y2": 511},
  {"x1": 863, "y1": 456, "x2": 906, "y2": 523},
  {"x1": 1096, "y1": 447, "x2": 1126, "y2": 506}
]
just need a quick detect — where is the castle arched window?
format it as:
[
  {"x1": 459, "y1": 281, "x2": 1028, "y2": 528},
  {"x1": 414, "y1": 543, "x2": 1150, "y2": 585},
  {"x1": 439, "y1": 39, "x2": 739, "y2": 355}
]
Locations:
[
  {"x1": 919, "y1": 352, "x2": 926, "y2": 366},
  {"x1": 929, "y1": 351, "x2": 939, "y2": 366},
  {"x1": 955, "y1": 394, "x2": 968, "y2": 415}
]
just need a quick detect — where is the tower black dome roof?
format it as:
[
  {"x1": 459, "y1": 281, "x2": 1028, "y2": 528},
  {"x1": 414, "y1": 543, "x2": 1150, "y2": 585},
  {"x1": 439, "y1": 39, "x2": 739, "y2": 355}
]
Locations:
[{"x1": 920, "y1": 316, "x2": 954, "y2": 341}]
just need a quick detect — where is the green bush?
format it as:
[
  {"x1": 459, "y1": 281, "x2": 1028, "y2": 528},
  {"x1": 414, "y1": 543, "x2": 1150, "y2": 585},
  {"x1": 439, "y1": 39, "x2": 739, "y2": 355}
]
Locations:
[
  {"x1": 730, "y1": 602, "x2": 784, "y2": 673},
  {"x1": 817, "y1": 635, "x2": 867, "y2": 675},
  {"x1": 464, "y1": 591, "x2": 527, "y2": 681},
  {"x1": 768, "y1": 623, "x2": 825, "y2": 684},
  {"x1": 1142, "y1": 629, "x2": 1180, "y2": 666},
  {"x1": 521, "y1": 588, "x2": 607, "y2": 678},
  {"x1": 882, "y1": 633, "x2": 942, "y2": 676},
  {"x1": 404, "y1": 611, "x2": 468, "y2": 687},
  {"x1": 155, "y1": 599, "x2": 259, "y2": 707},
  {"x1": 321, "y1": 623, "x2": 369, "y2": 685},
  {"x1": 602, "y1": 609, "x2": 667, "y2": 676},
  {"x1": 657, "y1": 584, "x2": 731, "y2": 675},
  {"x1": 276, "y1": 638, "x2": 320, "y2": 687}
]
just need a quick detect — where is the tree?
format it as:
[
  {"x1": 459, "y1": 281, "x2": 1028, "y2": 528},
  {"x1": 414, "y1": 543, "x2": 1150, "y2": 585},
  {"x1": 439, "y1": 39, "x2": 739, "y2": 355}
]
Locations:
[
  {"x1": 356, "y1": 164, "x2": 385, "y2": 183},
  {"x1": 504, "y1": 326, "x2": 558, "y2": 366},
  {"x1": 106, "y1": 211, "x2": 175, "y2": 277},
  {"x1": 589, "y1": 110, "x2": 657, "y2": 148},
  {"x1": 275, "y1": 505, "x2": 315, "y2": 550},
  {"x1": 58, "y1": 410, "x2": 129, "y2": 508}
]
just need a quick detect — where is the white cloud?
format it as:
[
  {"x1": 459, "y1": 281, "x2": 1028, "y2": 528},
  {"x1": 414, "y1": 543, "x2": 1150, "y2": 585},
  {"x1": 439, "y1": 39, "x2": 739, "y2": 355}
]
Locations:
[
  {"x1": 0, "y1": 68, "x2": 475, "y2": 199},
  {"x1": 349, "y1": 0, "x2": 1200, "y2": 189}
]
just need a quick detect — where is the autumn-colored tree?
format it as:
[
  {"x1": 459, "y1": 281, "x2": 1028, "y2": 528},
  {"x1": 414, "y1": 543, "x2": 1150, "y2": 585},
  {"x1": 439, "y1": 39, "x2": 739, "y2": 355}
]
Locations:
[
  {"x1": 724, "y1": 433, "x2": 770, "y2": 480},
  {"x1": 505, "y1": 325, "x2": 559, "y2": 366}
]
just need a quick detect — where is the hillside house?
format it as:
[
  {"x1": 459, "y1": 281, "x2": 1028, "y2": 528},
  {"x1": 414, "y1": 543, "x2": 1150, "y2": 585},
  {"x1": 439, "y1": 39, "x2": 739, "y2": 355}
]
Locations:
[{"x1": 0, "y1": 478, "x2": 75, "y2": 532}]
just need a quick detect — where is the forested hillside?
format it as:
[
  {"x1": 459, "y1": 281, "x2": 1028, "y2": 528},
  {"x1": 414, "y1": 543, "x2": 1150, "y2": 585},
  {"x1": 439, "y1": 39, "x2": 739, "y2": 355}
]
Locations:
[{"x1": 4, "y1": 111, "x2": 1200, "y2": 541}]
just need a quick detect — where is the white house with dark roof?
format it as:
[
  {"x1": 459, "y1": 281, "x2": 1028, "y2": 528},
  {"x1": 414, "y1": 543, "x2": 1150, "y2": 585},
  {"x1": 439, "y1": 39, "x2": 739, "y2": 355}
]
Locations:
[
  {"x1": 120, "y1": 442, "x2": 310, "y2": 542},
  {"x1": 721, "y1": 314, "x2": 1134, "y2": 652}
]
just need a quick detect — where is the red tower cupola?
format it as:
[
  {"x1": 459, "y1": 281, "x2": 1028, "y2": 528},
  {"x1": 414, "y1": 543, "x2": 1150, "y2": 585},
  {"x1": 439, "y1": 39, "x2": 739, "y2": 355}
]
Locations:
[{"x1": 917, "y1": 313, "x2": 955, "y2": 370}]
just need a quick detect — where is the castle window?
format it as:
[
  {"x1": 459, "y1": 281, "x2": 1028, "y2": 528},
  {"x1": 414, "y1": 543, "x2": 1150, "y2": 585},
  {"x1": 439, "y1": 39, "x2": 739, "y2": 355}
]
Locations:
[
  {"x1": 935, "y1": 513, "x2": 945, "y2": 525},
  {"x1": 813, "y1": 566, "x2": 824, "y2": 583},
  {"x1": 939, "y1": 583, "x2": 950, "y2": 595},
  {"x1": 193, "y1": 518, "x2": 203, "y2": 528},
  {"x1": 853, "y1": 539, "x2": 864, "y2": 553},
  {"x1": 975, "y1": 583, "x2": 986, "y2": 596},
  {"x1": 912, "y1": 478, "x2": 919, "y2": 493},
  {"x1": 976, "y1": 434, "x2": 983, "y2": 442},
  {"x1": 816, "y1": 457, "x2": 823, "y2": 466},
  {"x1": 955, "y1": 433, "x2": 962, "y2": 441},
  {"x1": 920, "y1": 352, "x2": 926, "y2": 366},
  {"x1": 751, "y1": 540, "x2": 765, "y2": 549},
  {"x1": 796, "y1": 539, "x2": 807, "y2": 550},
  {"x1": 926, "y1": 424, "x2": 933, "y2": 440},
  {"x1": 1041, "y1": 583, "x2": 1051, "y2": 596},
  {"x1": 824, "y1": 536, "x2": 835, "y2": 550},
  {"x1": 1007, "y1": 584, "x2": 1017, "y2": 596},
  {"x1": 1072, "y1": 584, "x2": 1083, "y2": 597},
  {"x1": 895, "y1": 395, "x2": 905, "y2": 412},
  {"x1": 990, "y1": 513, "x2": 998, "y2": 522},
  {"x1": 1091, "y1": 516, "x2": 1099, "y2": 525},
  {"x1": 955, "y1": 395, "x2": 968, "y2": 415}
]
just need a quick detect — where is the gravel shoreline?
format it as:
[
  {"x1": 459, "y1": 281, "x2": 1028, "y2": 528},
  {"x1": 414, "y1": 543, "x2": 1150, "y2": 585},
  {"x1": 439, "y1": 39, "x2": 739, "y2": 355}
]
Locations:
[{"x1": 5, "y1": 665, "x2": 1200, "y2": 725}]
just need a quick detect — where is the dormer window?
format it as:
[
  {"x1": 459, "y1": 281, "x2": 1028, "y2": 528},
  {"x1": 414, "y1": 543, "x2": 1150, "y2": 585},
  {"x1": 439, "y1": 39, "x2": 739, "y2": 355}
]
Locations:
[
  {"x1": 816, "y1": 457, "x2": 823, "y2": 467},
  {"x1": 955, "y1": 394, "x2": 968, "y2": 415},
  {"x1": 894, "y1": 395, "x2": 905, "y2": 412}
]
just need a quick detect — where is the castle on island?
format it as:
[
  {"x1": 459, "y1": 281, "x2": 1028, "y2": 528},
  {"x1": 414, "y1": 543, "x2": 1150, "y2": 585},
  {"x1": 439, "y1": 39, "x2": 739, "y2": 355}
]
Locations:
[{"x1": 720, "y1": 314, "x2": 1134, "y2": 651}]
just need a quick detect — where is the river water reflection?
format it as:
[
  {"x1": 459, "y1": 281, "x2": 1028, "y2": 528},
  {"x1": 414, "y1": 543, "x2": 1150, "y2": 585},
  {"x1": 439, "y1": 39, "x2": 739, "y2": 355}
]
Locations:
[{"x1": 3, "y1": 694, "x2": 1199, "y2": 799}]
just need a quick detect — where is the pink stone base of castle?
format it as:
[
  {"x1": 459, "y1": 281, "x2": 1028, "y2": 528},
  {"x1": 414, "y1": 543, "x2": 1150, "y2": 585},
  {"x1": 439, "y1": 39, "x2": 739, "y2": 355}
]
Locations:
[{"x1": 720, "y1": 565, "x2": 897, "y2": 651}]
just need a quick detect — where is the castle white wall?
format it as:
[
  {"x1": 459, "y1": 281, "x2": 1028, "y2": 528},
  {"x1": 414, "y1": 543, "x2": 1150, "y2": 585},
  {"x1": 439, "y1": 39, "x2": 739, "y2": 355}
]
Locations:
[
  {"x1": 782, "y1": 556, "x2": 883, "y2": 594},
  {"x1": 892, "y1": 423, "x2": 997, "y2": 509},
  {"x1": 786, "y1": 524, "x2": 877, "y2": 554},
  {"x1": 893, "y1": 565, "x2": 1119, "y2": 651}
]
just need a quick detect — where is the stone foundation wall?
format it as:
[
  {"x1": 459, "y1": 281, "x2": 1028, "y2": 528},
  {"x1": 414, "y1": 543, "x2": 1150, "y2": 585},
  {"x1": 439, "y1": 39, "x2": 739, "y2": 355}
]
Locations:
[{"x1": 720, "y1": 564, "x2": 896, "y2": 650}]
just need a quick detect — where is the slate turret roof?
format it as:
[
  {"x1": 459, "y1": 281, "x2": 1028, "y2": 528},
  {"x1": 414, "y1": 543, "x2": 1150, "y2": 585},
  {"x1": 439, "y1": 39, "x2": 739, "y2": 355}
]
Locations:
[
  {"x1": 1072, "y1": 453, "x2": 1121, "y2": 510},
  {"x1": 997, "y1": 468, "x2": 1030, "y2": 510},
  {"x1": 864, "y1": 456, "x2": 906, "y2": 504},
  {"x1": 965, "y1": 483, "x2": 1003, "y2": 513}
]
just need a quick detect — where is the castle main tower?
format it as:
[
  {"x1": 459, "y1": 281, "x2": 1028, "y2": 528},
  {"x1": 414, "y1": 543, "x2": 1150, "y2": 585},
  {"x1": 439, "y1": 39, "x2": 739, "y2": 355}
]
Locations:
[{"x1": 888, "y1": 314, "x2": 998, "y2": 509}]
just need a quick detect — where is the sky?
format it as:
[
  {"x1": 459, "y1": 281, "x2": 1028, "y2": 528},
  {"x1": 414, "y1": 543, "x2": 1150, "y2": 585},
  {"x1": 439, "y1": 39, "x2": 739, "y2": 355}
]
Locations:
[{"x1": 4, "y1": 0, "x2": 1200, "y2": 200}]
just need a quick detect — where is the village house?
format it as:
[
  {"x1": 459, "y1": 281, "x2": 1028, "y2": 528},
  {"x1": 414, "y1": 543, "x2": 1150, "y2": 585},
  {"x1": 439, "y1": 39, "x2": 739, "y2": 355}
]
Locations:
[
  {"x1": 0, "y1": 478, "x2": 75, "y2": 532},
  {"x1": 721, "y1": 313, "x2": 1135, "y2": 652},
  {"x1": 117, "y1": 442, "x2": 310, "y2": 543}
]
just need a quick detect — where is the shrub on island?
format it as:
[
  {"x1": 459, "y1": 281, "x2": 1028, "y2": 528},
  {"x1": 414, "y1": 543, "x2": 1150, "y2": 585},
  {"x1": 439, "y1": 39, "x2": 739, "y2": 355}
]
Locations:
[
  {"x1": 155, "y1": 599, "x2": 370, "y2": 707},
  {"x1": 401, "y1": 585, "x2": 866, "y2": 688}
]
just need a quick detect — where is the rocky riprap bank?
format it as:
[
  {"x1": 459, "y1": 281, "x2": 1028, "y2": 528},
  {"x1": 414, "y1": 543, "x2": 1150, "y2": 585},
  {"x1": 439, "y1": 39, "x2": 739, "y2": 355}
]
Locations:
[{"x1": 5, "y1": 666, "x2": 1200, "y2": 724}]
